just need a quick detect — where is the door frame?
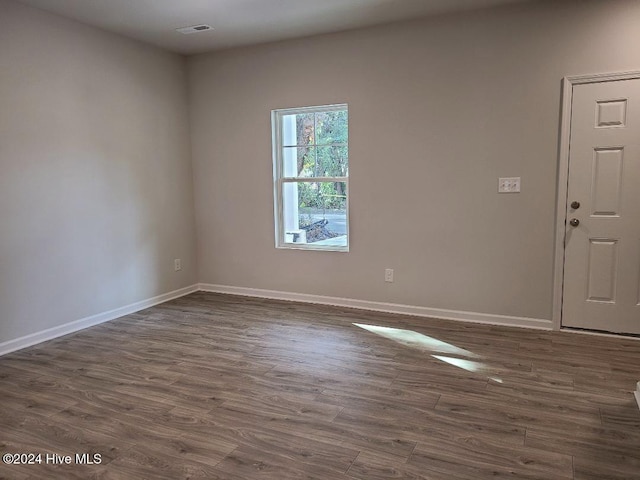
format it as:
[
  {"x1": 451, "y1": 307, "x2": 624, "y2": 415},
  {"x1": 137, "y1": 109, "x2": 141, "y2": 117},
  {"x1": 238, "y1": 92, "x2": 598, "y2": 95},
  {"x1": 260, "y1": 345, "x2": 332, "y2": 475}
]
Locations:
[{"x1": 552, "y1": 70, "x2": 640, "y2": 330}]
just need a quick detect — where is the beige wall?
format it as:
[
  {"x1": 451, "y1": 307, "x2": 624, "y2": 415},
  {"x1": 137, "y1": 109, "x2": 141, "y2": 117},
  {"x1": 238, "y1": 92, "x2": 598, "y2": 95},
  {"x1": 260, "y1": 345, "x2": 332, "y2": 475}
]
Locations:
[
  {"x1": 0, "y1": 0, "x2": 196, "y2": 344},
  {"x1": 188, "y1": 0, "x2": 640, "y2": 321}
]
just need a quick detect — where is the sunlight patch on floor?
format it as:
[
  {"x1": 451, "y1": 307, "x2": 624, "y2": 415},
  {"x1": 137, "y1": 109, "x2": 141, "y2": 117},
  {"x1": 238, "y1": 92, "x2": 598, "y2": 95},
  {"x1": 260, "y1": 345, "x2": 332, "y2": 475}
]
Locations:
[
  {"x1": 353, "y1": 323, "x2": 502, "y2": 383},
  {"x1": 353, "y1": 323, "x2": 479, "y2": 358},
  {"x1": 431, "y1": 355, "x2": 483, "y2": 372}
]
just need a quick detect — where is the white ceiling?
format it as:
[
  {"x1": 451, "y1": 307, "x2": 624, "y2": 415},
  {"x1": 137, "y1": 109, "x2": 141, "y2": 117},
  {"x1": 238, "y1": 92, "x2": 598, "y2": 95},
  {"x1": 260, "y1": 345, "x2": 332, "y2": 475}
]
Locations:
[{"x1": 16, "y1": 0, "x2": 537, "y2": 55}]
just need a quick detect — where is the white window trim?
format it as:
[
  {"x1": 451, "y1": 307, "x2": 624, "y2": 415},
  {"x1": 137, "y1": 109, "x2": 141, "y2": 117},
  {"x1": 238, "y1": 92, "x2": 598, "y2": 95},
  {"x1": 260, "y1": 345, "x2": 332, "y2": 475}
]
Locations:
[{"x1": 272, "y1": 103, "x2": 349, "y2": 252}]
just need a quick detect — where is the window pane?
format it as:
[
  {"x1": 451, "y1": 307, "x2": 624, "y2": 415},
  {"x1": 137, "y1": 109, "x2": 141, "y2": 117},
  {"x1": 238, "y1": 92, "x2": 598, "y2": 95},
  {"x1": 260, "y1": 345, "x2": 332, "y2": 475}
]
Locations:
[
  {"x1": 282, "y1": 112, "x2": 314, "y2": 147},
  {"x1": 315, "y1": 109, "x2": 348, "y2": 146},
  {"x1": 273, "y1": 104, "x2": 348, "y2": 251},
  {"x1": 283, "y1": 146, "x2": 316, "y2": 178},
  {"x1": 316, "y1": 146, "x2": 348, "y2": 177},
  {"x1": 282, "y1": 181, "x2": 347, "y2": 247}
]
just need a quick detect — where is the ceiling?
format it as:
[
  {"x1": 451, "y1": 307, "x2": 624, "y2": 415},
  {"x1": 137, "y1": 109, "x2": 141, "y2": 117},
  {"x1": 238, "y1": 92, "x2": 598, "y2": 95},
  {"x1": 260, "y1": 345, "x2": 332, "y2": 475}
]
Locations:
[{"x1": 16, "y1": 0, "x2": 537, "y2": 55}]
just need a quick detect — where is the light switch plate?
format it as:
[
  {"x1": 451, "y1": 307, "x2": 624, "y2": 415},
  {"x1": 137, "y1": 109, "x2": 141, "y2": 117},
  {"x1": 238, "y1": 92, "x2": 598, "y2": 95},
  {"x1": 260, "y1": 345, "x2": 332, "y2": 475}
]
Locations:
[{"x1": 498, "y1": 177, "x2": 521, "y2": 193}]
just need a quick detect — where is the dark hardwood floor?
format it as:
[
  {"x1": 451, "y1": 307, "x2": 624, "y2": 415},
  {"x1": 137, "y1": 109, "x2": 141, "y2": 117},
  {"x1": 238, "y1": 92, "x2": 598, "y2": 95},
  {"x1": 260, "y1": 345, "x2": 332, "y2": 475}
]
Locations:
[{"x1": 1, "y1": 292, "x2": 639, "y2": 479}]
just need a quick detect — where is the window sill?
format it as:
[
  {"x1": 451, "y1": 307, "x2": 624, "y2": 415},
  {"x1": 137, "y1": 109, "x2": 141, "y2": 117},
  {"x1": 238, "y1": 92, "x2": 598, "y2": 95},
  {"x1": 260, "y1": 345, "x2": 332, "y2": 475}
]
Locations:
[{"x1": 278, "y1": 235, "x2": 348, "y2": 252}]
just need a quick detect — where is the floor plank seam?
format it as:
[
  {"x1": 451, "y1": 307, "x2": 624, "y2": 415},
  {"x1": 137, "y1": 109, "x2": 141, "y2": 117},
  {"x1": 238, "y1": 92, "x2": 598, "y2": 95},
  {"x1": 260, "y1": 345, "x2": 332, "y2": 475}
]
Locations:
[
  {"x1": 571, "y1": 454, "x2": 575, "y2": 480},
  {"x1": 343, "y1": 449, "x2": 361, "y2": 476}
]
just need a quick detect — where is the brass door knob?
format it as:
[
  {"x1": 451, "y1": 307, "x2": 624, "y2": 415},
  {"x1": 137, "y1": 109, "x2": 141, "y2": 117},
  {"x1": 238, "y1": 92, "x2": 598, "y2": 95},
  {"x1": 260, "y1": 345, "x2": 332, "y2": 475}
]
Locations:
[{"x1": 569, "y1": 218, "x2": 580, "y2": 227}]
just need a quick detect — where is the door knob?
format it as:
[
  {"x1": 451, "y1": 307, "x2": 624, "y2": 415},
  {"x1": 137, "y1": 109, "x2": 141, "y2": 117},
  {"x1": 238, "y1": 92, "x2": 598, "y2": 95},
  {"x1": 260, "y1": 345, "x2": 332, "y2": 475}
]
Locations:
[
  {"x1": 570, "y1": 201, "x2": 580, "y2": 209},
  {"x1": 569, "y1": 218, "x2": 580, "y2": 227}
]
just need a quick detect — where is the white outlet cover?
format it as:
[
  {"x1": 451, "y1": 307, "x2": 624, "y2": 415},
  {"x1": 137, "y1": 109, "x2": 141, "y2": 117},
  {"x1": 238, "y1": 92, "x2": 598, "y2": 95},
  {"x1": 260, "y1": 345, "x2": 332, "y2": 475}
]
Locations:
[{"x1": 498, "y1": 177, "x2": 521, "y2": 193}]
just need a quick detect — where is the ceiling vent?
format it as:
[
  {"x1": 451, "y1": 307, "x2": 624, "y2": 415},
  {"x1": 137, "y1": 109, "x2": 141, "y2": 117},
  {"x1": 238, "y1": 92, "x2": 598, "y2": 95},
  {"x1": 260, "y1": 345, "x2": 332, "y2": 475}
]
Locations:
[{"x1": 176, "y1": 24, "x2": 213, "y2": 35}]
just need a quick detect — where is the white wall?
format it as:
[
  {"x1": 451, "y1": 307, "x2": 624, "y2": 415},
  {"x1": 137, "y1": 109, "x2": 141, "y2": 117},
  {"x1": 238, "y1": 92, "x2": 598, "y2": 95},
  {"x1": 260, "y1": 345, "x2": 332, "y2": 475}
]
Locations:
[
  {"x1": 0, "y1": 0, "x2": 197, "y2": 346},
  {"x1": 188, "y1": 0, "x2": 640, "y2": 322}
]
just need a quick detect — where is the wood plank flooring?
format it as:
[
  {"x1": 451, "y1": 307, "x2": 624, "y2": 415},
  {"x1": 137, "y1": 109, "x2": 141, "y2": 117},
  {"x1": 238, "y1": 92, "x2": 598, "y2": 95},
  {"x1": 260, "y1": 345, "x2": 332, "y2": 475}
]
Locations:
[{"x1": 1, "y1": 292, "x2": 639, "y2": 479}]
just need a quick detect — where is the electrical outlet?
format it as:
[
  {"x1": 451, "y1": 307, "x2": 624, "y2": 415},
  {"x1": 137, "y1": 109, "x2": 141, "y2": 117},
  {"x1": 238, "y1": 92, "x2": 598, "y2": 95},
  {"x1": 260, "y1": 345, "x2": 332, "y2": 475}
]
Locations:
[
  {"x1": 174, "y1": 259, "x2": 182, "y2": 271},
  {"x1": 385, "y1": 268, "x2": 394, "y2": 283},
  {"x1": 498, "y1": 177, "x2": 521, "y2": 193}
]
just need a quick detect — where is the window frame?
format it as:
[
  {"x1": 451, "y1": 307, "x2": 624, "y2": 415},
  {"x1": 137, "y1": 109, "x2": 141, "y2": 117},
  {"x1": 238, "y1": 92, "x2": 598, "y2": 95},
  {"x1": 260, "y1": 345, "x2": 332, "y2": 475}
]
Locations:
[{"x1": 272, "y1": 103, "x2": 349, "y2": 252}]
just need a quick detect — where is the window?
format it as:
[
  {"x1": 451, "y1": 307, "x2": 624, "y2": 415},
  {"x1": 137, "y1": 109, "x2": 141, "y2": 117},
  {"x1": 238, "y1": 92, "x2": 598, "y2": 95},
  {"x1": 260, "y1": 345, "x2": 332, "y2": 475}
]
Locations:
[{"x1": 272, "y1": 104, "x2": 349, "y2": 251}]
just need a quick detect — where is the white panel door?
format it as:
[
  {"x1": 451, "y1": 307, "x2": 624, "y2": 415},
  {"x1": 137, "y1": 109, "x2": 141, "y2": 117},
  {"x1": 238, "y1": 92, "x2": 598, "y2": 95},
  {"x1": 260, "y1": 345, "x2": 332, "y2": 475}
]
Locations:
[{"x1": 562, "y1": 78, "x2": 640, "y2": 334}]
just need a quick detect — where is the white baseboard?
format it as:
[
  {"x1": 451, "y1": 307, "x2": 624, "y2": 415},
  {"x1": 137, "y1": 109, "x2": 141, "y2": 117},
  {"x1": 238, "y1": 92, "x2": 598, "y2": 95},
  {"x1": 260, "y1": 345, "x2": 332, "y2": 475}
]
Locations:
[
  {"x1": 0, "y1": 283, "x2": 553, "y2": 357},
  {"x1": 198, "y1": 283, "x2": 553, "y2": 330},
  {"x1": 0, "y1": 284, "x2": 199, "y2": 356}
]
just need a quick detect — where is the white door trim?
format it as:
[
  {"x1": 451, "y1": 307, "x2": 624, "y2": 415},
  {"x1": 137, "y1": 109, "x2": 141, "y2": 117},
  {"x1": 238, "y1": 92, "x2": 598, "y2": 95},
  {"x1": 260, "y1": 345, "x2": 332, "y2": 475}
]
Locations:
[{"x1": 552, "y1": 70, "x2": 640, "y2": 330}]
